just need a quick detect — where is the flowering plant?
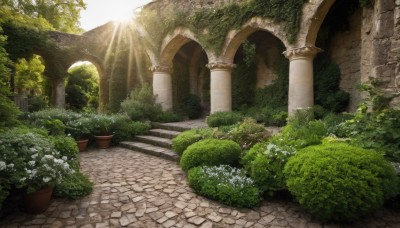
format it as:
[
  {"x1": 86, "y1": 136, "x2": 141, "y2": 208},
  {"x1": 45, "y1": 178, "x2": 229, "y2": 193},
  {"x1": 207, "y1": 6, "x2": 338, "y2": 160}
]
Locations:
[
  {"x1": 0, "y1": 129, "x2": 74, "y2": 194},
  {"x1": 89, "y1": 114, "x2": 115, "y2": 136},
  {"x1": 65, "y1": 117, "x2": 93, "y2": 140}
]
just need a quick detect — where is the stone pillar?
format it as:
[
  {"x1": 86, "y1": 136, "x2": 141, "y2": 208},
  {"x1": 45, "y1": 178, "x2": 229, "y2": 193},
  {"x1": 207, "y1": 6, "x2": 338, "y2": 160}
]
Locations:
[
  {"x1": 151, "y1": 65, "x2": 173, "y2": 111},
  {"x1": 98, "y1": 76, "x2": 109, "y2": 112},
  {"x1": 283, "y1": 46, "x2": 322, "y2": 115},
  {"x1": 206, "y1": 62, "x2": 235, "y2": 113},
  {"x1": 51, "y1": 76, "x2": 66, "y2": 109}
]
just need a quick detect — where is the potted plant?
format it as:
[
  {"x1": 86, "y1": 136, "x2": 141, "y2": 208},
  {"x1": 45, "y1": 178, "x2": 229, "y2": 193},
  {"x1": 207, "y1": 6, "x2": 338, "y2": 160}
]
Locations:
[
  {"x1": 65, "y1": 117, "x2": 93, "y2": 152},
  {"x1": 90, "y1": 114, "x2": 115, "y2": 149},
  {"x1": 1, "y1": 130, "x2": 74, "y2": 214}
]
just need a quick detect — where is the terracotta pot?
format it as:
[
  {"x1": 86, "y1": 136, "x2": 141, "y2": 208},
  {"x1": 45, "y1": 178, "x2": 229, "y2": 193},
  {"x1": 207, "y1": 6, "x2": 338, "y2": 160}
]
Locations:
[
  {"x1": 94, "y1": 135, "x2": 113, "y2": 149},
  {"x1": 23, "y1": 186, "x2": 53, "y2": 214},
  {"x1": 76, "y1": 139, "x2": 89, "y2": 152}
]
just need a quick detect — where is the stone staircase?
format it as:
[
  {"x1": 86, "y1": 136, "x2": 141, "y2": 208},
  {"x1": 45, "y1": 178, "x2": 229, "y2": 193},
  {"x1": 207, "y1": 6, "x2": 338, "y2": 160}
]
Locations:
[{"x1": 120, "y1": 120, "x2": 207, "y2": 162}]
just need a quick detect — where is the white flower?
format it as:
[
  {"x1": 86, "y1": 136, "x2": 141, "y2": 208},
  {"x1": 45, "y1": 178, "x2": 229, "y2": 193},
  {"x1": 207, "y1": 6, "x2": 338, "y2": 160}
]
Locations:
[
  {"x1": 0, "y1": 161, "x2": 6, "y2": 171},
  {"x1": 43, "y1": 177, "x2": 51, "y2": 183},
  {"x1": 28, "y1": 161, "x2": 36, "y2": 166},
  {"x1": 7, "y1": 163, "x2": 14, "y2": 169}
]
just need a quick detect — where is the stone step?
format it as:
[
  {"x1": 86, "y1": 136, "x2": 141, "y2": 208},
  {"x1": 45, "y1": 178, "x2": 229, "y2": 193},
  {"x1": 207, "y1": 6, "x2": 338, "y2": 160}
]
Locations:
[
  {"x1": 119, "y1": 141, "x2": 179, "y2": 162},
  {"x1": 152, "y1": 122, "x2": 192, "y2": 132},
  {"x1": 134, "y1": 135, "x2": 172, "y2": 149},
  {"x1": 149, "y1": 129, "x2": 181, "y2": 139},
  {"x1": 152, "y1": 120, "x2": 207, "y2": 132}
]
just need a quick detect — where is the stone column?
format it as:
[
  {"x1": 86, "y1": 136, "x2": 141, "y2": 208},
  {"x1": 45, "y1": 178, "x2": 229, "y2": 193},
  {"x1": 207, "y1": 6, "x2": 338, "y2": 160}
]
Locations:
[
  {"x1": 151, "y1": 65, "x2": 173, "y2": 111},
  {"x1": 51, "y1": 76, "x2": 66, "y2": 108},
  {"x1": 206, "y1": 62, "x2": 235, "y2": 114},
  {"x1": 283, "y1": 45, "x2": 322, "y2": 115}
]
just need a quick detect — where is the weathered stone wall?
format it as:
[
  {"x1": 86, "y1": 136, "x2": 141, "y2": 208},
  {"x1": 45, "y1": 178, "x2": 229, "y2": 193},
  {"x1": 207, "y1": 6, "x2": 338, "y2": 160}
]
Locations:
[
  {"x1": 330, "y1": 9, "x2": 362, "y2": 112},
  {"x1": 387, "y1": 1, "x2": 400, "y2": 107},
  {"x1": 146, "y1": 0, "x2": 244, "y2": 12}
]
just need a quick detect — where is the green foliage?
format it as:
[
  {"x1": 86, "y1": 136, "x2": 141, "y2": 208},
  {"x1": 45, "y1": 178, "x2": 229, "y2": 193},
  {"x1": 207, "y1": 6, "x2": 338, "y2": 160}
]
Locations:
[
  {"x1": 206, "y1": 112, "x2": 244, "y2": 127},
  {"x1": 224, "y1": 118, "x2": 270, "y2": 150},
  {"x1": 358, "y1": 78, "x2": 399, "y2": 112},
  {"x1": 89, "y1": 114, "x2": 115, "y2": 135},
  {"x1": 188, "y1": 165, "x2": 261, "y2": 208},
  {"x1": 313, "y1": 55, "x2": 349, "y2": 113},
  {"x1": 243, "y1": 106, "x2": 288, "y2": 127},
  {"x1": 65, "y1": 117, "x2": 93, "y2": 140},
  {"x1": 54, "y1": 171, "x2": 93, "y2": 200},
  {"x1": 66, "y1": 64, "x2": 99, "y2": 111},
  {"x1": 180, "y1": 94, "x2": 202, "y2": 119},
  {"x1": 284, "y1": 142, "x2": 398, "y2": 222},
  {"x1": 155, "y1": 111, "x2": 183, "y2": 123},
  {"x1": 336, "y1": 109, "x2": 400, "y2": 162},
  {"x1": 244, "y1": 143, "x2": 296, "y2": 196},
  {"x1": 27, "y1": 108, "x2": 81, "y2": 123},
  {"x1": 270, "y1": 110, "x2": 327, "y2": 150},
  {"x1": 29, "y1": 118, "x2": 66, "y2": 136},
  {"x1": 14, "y1": 55, "x2": 45, "y2": 95},
  {"x1": 0, "y1": 94, "x2": 21, "y2": 129},
  {"x1": 50, "y1": 135, "x2": 79, "y2": 169},
  {"x1": 180, "y1": 139, "x2": 242, "y2": 171},
  {"x1": 121, "y1": 83, "x2": 164, "y2": 121},
  {"x1": 28, "y1": 95, "x2": 48, "y2": 112},
  {"x1": 137, "y1": 0, "x2": 307, "y2": 53},
  {"x1": 172, "y1": 128, "x2": 214, "y2": 156},
  {"x1": 110, "y1": 114, "x2": 151, "y2": 145}
]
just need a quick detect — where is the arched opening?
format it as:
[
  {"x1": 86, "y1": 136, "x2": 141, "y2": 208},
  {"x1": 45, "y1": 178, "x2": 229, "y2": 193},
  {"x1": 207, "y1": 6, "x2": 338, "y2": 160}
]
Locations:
[
  {"x1": 314, "y1": 0, "x2": 362, "y2": 112},
  {"x1": 66, "y1": 61, "x2": 101, "y2": 112},
  {"x1": 172, "y1": 41, "x2": 209, "y2": 116},
  {"x1": 231, "y1": 31, "x2": 288, "y2": 113}
]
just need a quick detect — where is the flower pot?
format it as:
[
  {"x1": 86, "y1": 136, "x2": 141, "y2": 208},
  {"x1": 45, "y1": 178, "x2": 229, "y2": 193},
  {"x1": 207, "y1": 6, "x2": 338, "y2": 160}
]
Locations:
[
  {"x1": 94, "y1": 135, "x2": 113, "y2": 149},
  {"x1": 23, "y1": 186, "x2": 53, "y2": 214},
  {"x1": 76, "y1": 139, "x2": 89, "y2": 152}
]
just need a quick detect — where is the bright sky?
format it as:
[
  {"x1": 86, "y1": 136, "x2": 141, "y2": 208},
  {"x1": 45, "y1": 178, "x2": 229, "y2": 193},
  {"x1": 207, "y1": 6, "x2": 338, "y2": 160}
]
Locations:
[{"x1": 80, "y1": 0, "x2": 153, "y2": 31}]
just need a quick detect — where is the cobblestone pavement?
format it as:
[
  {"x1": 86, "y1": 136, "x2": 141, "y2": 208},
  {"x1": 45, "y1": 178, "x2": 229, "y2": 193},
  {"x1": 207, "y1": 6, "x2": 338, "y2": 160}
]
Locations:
[{"x1": 1, "y1": 147, "x2": 400, "y2": 228}]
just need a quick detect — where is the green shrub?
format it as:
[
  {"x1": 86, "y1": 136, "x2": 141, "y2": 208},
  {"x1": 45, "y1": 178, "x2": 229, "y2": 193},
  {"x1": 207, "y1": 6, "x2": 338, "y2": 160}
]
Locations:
[
  {"x1": 206, "y1": 112, "x2": 244, "y2": 127},
  {"x1": 27, "y1": 108, "x2": 80, "y2": 124},
  {"x1": 29, "y1": 118, "x2": 66, "y2": 136},
  {"x1": 121, "y1": 83, "x2": 164, "y2": 121},
  {"x1": 111, "y1": 114, "x2": 151, "y2": 145},
  {"x1": 244, "y1": 106, "x2": 288, "y2": 127},
  {"x1": 155, "y1": 111, "x2": 183, "y2": 123},
  {"x1": 50, "y1": 135, "x2": 79, "y2": 169},
  {"x1": 284, "y1": 142, "x2": 399, "y2": 222},
  {"x1": 0, "y1": 184, "x2": 8, "y2": 210},
  {"x1": 172, "y1": 128, "x2": 214, "y2": 156},
  {"x1": 241, "y1": 142, "x2": 269, "y2": 172},
  {"x1": 180, "y1": 139, "x2": 241, "y2": 171},
  {"x1": 181, "y1": 94, "x2": 202, "y2": 119},
  {"x1": 27, "y1": 95, "x2": 48, "y2": 112},
  {"x1": 226, "y1": 118, "x2": 270, "y2": 150},
  {"x1": 270, "y1": 110, "x2": 327, "y2": 150},
  {"x1": 188, "y1": 165, "x2": 260, "y2": 208},
  {"x1": 54, "y1": 171, "x2": 93, "y2": 200},
  {"x1": 0, "y1": 94, "x2": 21, "y2": 129}
]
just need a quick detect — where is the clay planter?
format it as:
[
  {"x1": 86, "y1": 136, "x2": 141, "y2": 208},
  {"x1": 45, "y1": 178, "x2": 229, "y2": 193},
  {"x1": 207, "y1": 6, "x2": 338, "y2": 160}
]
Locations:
[
  {"x1": 23, "y1": 187, "x2": 53, "y2": 214},
  {"x1": 94, "y1": 135, "x2": 113, "y2": 149},
  {"x1": 76, "y1": 139, "x2": 89, "y2": 152}
]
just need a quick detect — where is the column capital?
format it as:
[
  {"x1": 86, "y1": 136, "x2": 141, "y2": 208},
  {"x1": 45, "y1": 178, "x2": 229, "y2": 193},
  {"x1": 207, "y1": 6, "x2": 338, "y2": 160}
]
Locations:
[
  {"x1": 283, "y1": 45, "x2": 323, "y2": 61},
  {"x1": 150, "y1": 65, "x2": 172, "y2": 73},
  {"x1": 206, "y1": 62, "x2": 236, "y2": 71}
]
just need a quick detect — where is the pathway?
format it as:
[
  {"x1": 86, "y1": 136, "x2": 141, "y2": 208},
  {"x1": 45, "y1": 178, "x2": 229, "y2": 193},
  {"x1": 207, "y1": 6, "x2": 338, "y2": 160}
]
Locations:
[{"x1": 1, "y1": 147, "x2": 400, "y2": 228}]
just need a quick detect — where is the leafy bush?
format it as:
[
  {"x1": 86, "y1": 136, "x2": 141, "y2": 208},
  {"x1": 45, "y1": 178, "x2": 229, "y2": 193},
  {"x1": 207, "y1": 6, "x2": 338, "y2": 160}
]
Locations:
[
  {"x1": 155, "y1": 111, "x2": 183, "y2": 123},
  {"x1": 206, "y1": 111, "x2": 244, "y2": 127},
  {"x1": 243, "y1": 106, "x2": 287, "y2": 127},
  {"x1": 27, "y1": 108, "x2": 80, "y2": 124},
  {"x1": 226, "y1": 118, "x2": 270, "y2": 150},
  {"x1": 27, "y1": 95, "x2": 48, "y2": 112},
  {"x1": 88, "y1": 114, "x2": 115, "y2": 135},
  {"x1": 0, "y1": 94, "x2": 21, "y2": 129},
  {"x1": 270, "y1": 110, "x2": 327, "y2": 150},
  {"x1": 242, "y1": 143, "x2": 296, "y2": 196},
  {"x1": 29, "y1": 118, "x2": 66, "y2": 136},
  {"x1": 65, "y1": 117, "x2": 93, "y2": 140},
  {"x1": 188, "y1": 165, "x2": 260, "y2": 208},
  {"x1": 121, "y1": 83, "x2": 164, "y2": 121},
  {"x1": 284, "y1": 142, "x2": 399, "y2": 222},
  {"x1": 336, "y1": 109, "x2": 400, "y2": 162},
  {"x1": 172, "y1": 128, "x2": 214, "y2": 156},
  {"x1": 180, "y1": 94, "x2": 202, "y2": 119},
  {"x1": 50, "y1": 135, "x2": 79, "y2": 169},
  {"x1": 54, "y1": 171, "x2": 93, "y2": 200},
  {"x1": 180, "y1": 139, "x2": 241, "y2": 171},
  {"x1": 110, "y1": 114, "x2": 151, "y2": 145}
]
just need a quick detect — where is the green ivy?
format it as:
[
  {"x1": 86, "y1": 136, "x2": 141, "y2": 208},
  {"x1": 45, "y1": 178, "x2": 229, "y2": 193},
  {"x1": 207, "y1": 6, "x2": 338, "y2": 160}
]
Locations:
[{"x1": 137, "y1": 0, "x2": 308, "y2": 53}]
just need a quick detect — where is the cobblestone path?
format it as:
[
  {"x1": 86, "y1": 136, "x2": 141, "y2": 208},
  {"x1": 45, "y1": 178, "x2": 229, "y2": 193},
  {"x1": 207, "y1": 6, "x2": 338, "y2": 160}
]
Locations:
[{"x1": 1, "y1": 147, "x2": 400, "y2": 227}]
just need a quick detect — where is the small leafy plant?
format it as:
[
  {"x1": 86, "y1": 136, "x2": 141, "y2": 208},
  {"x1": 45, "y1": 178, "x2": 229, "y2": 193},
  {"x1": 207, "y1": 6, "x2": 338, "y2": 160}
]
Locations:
[
  {"x1": 206, "y1": 111, "x2": 244, "y2": 127},
  {"x1": 188, "y1": 165, "x2": 261, "y2": 208}
]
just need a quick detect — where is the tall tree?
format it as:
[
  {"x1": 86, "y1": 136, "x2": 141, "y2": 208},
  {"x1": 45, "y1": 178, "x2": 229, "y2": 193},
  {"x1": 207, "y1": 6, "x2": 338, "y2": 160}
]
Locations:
[{"x1": 2, "y1": 0, "x2": 86, "y2": 33}]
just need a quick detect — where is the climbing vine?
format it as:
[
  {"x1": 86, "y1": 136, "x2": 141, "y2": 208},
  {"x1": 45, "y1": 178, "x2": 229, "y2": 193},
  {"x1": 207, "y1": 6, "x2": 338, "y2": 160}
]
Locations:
[{"x1": 136, "y1": 0, "x2": 308, "y2": 54}]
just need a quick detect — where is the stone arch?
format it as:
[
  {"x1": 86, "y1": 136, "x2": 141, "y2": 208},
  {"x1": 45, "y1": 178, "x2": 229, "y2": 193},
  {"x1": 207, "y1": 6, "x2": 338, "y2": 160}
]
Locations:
[
  {"x1": 159, "y1": 28, "x2": 211, "y2": 66},
  {"x1": 300, "y1": 0, "x2": 336, "y2": 46},
  {"x1": 221, "y1": 17, "x2": 289, "y2": 64}
]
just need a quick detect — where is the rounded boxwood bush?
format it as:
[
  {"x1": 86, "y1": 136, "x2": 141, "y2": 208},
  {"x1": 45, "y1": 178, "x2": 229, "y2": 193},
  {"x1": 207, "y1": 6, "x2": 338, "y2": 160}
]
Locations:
[
  {"x1": 54, "y1": 171, "x2": 93, "y2": 200},
  {"x1": 172, "y1": 128, "x2": 213, "y2": 156},
  {"x1": 180, "y1": 139, "x2": 241, "y2": 171},
  {"x1": 188, "y1": 165, "x2": 260, "y2": 208},
  {"x1": 284, "y1": 142, "x2": 399, "y2": 222},
  {"x1": 206, "y1": 111, "x2": 244, "y2": 127}
]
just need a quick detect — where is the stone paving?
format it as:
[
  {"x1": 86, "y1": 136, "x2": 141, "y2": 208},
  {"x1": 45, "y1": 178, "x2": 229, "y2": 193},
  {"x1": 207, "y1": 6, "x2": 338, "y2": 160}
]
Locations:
[{"x1": 1, "y1": 147, "x2": 400, "y2": 228}]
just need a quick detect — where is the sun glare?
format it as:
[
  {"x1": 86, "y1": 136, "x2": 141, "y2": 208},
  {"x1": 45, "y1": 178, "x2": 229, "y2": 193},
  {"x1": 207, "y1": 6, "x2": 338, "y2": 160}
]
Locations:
[{"x1": 107, "y1": 2, "x2": 136, "y2": 23}]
